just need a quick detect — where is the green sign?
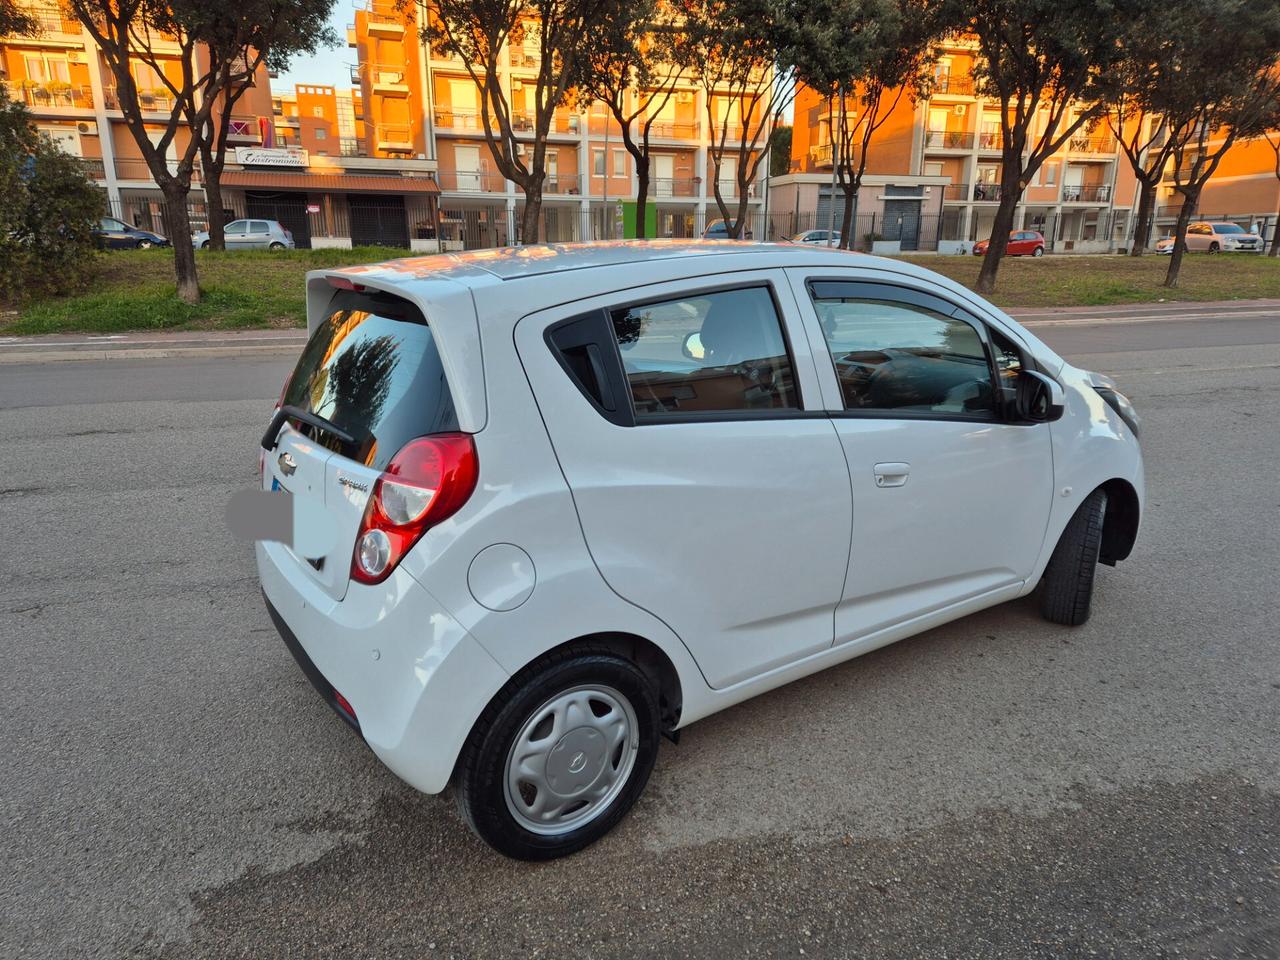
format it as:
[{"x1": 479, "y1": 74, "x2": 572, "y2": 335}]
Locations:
[{"x1": 621, "y1": 201, "x2": 657, "y2": 239}]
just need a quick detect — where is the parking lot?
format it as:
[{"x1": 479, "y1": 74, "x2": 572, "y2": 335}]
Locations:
[{"x1": 2, "y1": 309, "x2": 1279, "y2": 959}]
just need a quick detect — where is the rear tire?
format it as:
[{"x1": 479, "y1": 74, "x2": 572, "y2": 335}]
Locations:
[
  {"x1": 454, "y1": 648, "x2": 660, "y2": 860},
  {"x1": 1032, "y1": 246, "x2": 1044, "y2": 257},
  {"x1": 1040, "y1": 489, "x2": 1107, "y2": 626},
  {"x1": 269, "y1": 241, "x2": 286, "y2": 250}
]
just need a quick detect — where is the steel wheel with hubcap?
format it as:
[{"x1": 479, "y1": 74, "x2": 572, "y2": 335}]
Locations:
[{"x1": 454, "y1": 649, "x2": 661, "y2": 860}]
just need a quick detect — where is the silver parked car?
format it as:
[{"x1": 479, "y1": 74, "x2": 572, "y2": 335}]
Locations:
[
  {"x1": 1155, "y1": 222, "x2": 1264, "y2": 254},
  {"x1": 788, "y1": 229, "x2": 842, "y2": 245},
  {"x1": 193, "y1": 218, "x2": 295, "y2": 250}
]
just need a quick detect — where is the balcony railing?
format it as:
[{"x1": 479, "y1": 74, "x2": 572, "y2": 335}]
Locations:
[
  {"x1": 434, "y1": 108, "x2": 483, "y2": 130},
  {"x1": 509, "y1": 49, "x2": 541, "y2": 69},
  {"x1": 651, "y1": 177, "x2": 698, "y2": 198},
  {"x1": 932, "y1": 75, "x2": 975, "y2": 96},
  {"x1": 225, "y1": 116, "x2": 260, "y2": 142},
  {"x1": 810, "y1": 142, "x2": 833, "y2": 165},
  {"x1": 970, "y1": 182, "x2": 1003, "y2": 201},
  {"x1": 924, "y1": 130, "x2": 974, "y2": 149},
  {"x1": 544, "y1": 174, "x2": 581, "y2": 194},
  {"x1": 976, "y1": 131, "x2": 1003, "y2": 151},
  {"x1": 104, "y1": 87, "x2": 177, "y2": 113},
  {"x1": 435, "y1": 169, "x2": 507, "y2": 191},
  {"x1": 363, "y1": 1, "x2": 404, "y2": 33},
  {"x1": 944, "y1": 182, "x2": 970, "y2": 201},
  {"x1": 375, "y1": 124, "x2": 414, "y2": 150},
  {"x1": 1062, "y1": 183, "x2": 1111, "y2": 202},
  {"x1": 366, "y1": 64, "x2": 410, "y2": 93},
  {"x1": 646, "y1": 119, "x2": 699, "y2": 139},
  {"x1": 5, "y1": 81, "x2": 95, "y2": 109},
  {"x1": 1066, "y1": 135, "x2": 1115, "y2": 154},
  {"x1": 76, "y1": 157, "x2": 106, "y2": 180},
  {"x1": 28, "y1": 6, "x2": 81, "y2": 34},
  {"x1": 510, "y1": 111, "x2": 581, "y2": 134},
  {"x1": 114, "y1": 157, "x2": 201, "y2": 182}
]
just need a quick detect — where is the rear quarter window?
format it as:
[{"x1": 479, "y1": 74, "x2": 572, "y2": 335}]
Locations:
[{"x1": 282, "y1": 290, "x2": 459, "y2": 470}]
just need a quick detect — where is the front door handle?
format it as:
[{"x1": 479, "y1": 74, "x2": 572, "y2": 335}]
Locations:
[{"x1": 873, "y1": 462, "x2": 910, "y2": 488}]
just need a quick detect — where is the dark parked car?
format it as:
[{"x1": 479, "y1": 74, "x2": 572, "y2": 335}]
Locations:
[{"x1": 92, "y1": 216, "x2": 168, "y2": 250}]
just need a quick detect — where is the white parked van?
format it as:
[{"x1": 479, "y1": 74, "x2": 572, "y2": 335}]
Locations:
[{"x1": 257, "y1": 241, "x2": 1144, "y2": 859}]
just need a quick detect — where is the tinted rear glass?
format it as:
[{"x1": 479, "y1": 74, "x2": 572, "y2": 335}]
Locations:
[
  {"x1": 282, "y1": 290, "x2": 459, "y2": 470},
  {"x1": 1213, "y1": 223, "x2": 1245, "y2": 234}
]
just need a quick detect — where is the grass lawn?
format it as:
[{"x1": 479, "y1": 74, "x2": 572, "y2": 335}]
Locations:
[{"x1": 5, "y1": 245, "x2": 1280, "y2": 336}]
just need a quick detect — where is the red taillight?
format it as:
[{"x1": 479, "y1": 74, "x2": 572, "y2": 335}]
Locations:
[
  {"x1": 327, "y1": 276, "x2": 365, "y2": 291},
  {"x1": 333, "y1": 690, "x2": 357, "y2": 721},
  {"x1": 350, "y1": 433, "x2": 478, "y2": 585}
]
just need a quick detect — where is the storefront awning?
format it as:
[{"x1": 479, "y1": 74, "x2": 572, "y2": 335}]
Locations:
[{"x1": 221, "y1": 170, "x2": 440, "y2": 194}]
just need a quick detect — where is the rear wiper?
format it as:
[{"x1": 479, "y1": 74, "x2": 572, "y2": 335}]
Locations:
[{"x1": 261, "y1": 404, "x2": 357, "y2": 452}]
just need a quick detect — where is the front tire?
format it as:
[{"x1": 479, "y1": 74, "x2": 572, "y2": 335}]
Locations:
[
  {"x1": 1208, "y1": 242, "x2": 1220, "y2": 254},
  {"x1": 454, "y1": 648, "x2": 660, "y2": 860},
  {"x1": 1040, "y1": 489, "x2": 1107, "y2": 626},
  {"x1": 137, "y1": 239, "x2": 153, "y2": 250}
]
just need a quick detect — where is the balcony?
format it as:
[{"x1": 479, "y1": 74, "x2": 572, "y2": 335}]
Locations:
[
  {"x1": 931, "y1": 74, "x2": 975, "y2": 96},
  {"x1": 364, "y1": 2, "x2": 405, "y2": 37},
  {"x1": 1065, "y1": 135, "x2": 1116, "y2": 154},
  {"x1": 434, "y1": 108, "x2": 484, "y2": 131},
  {"x1": 104, "y1": 87, "x2": 176, "y2": 113},
  {"x1": 28, "y1": 6, "x2": 82, "y2": 34},
  {"x1": 225, "y1": 116, "x2": 260, "y2": 144},
  {"x1": 5, "y1": 81, "x2": 94, "y2": 109},
  {"x1": 943, "y1": 182, "x2": 970, "y2": 201},
  {"x1": 76, "y1": 157, "x2": 106, "y2": 180},
  {"x1": 509, "y1": 49, "x2": 541, "y2": 70},
  {"x1": 976, "y1": 131, "x2": 1003, "y2": 151},
  {"x1": 510, "y1": 111, "x2": 581, "y2": 135},
  {"x1": 114, "y1": 157, "x2": 201, "y2": 183},
  {"x1": 809, "y1": 142, "x2": 833, "y2": 165},
  {"x1": 924, "y1": 130, "x2": 974, "y2": 150},
  {"x1": 1062, "y1": 183, "x2": 1111, "y2": 203},
  {"x1": 375, "y1": 124, "x2": 414, "y2": 152},
  {"x1": 647, "y1": 119, "x2": 698, "y2": 140},
  {"x1": 366, "y1": 64, "x2": 410, "y2": 97},
  {"x1": 545, "y1": 174, "x2": 581, "y2": 195},
  {"x1": 652, "y1": 177, "x2": 698, "y2": 198},
  {"x1": 971, "y1": 182, "x2": 1003, "y2": 202},
  {"x1": 435, "y1": 169, "x2": 507, "y2": 192}
]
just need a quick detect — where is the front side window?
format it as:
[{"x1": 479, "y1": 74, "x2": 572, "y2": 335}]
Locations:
[
  {"x1": 810, "y1": 285, "x2": 995, "y2": 418},
  {"x1": 609, "y1": 286, "x2": 799, "y2": 418},
  {"x1": 226, "y1": 220, "x2": 247, "y2": 234}
]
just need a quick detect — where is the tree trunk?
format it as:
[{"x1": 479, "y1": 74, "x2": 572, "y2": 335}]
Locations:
[
  {"x1": 1163, "y1": 194, "x2": 1197, "y2": 288},
  {"x1": 1129, "y1": 180, "x2": 1156, "y2": 257},
  {"x1": 521, "y1": 186, "x2": 543, "y2": 244},
  {"x1": 974, "y1": 188, "x2": 1020, "y2": 294},
  {"x1": 201, "y1": 143, "x2": 227, "y2": 251},
  {"x1": 838, "y1": 180, "x2": 855, "y2": 250},
  {"x1": 161, "y1": 189, "x2": 199, "y2": 304},
  {"x1": 1269, "y1": 204, "x2": 1280, "y2": 256},
  {"x1": 635, "y1": 154, "x2": 650, "y2": 239}
]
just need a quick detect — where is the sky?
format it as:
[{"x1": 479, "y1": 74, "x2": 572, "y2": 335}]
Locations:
[{"x1": 275, "y1": 6, "x2": 354, "y2": 92}]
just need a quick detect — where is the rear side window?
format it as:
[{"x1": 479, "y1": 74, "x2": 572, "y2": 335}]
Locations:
[
  {"x1": 609, "y1": 286, "x2": 800, "y2": 418},
  {"x1": 282, "y1": 290, "x2": 459, "y2": 469},
  {"x1": 249, "y1": 221, "x2": 269, "y2": 234}
]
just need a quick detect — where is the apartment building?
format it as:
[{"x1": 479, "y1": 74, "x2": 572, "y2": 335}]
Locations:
[
  {"x1": 358, "y1": 0, "x2": 770, "y2": 245},
  {"x1": 1149, "y1": 133, "x2": 1280, "y2": 238},
  {"x1": 778, "y1": 38, "x2": 1145, "y2": 253},
  {"x1": 0, "y1": 2, "x2": 441, "y2": 249}
]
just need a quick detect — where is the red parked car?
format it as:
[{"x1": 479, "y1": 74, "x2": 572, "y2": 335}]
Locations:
[{"x1": 973, "y1": 230, "x2": 1045, "y2": 257}]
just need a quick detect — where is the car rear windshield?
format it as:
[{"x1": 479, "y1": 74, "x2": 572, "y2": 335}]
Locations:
[{"x1": 281, "y1": 288, "x2": 459, "y2": 471}]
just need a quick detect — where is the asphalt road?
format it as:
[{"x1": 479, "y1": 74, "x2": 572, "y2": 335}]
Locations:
[{"x1": 2, "y1": 307, "x2": 1279, "y2": 959}]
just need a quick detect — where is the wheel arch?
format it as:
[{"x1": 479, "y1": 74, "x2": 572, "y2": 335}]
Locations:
[{"x1": 1098, "y1": 477, "x2": 1140, "y2": 565}]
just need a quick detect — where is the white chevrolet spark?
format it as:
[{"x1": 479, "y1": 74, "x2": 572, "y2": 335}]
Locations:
[{"x1": 256, "y1": 241, "x2": 1143, "y2": 859}]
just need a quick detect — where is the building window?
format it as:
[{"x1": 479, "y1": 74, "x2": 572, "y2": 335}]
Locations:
[
  {"x1": 613, "y1": 149, "x2": 626, "y2": 176},
  {"x1": 312, "y1": 106, "x2": 324, "y2": 118},
  {"x1": 1045, "y1": 162, "x2": 1058, "y2": 185},
  {"x1": 315, "y1": 128, "x2": 326, "y2": 140},
  {"x1": 593, "y1": 149, "x2": 606, "y2": 176}
]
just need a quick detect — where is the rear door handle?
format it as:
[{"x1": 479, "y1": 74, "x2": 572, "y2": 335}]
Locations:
[{"x1": 873, "y1": 462, "x2": 910, "y2": 488}]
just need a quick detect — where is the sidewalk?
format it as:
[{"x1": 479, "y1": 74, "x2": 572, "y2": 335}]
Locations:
[{"x1": 3, "y1": 298, "x2": 1279, "y2": 364}]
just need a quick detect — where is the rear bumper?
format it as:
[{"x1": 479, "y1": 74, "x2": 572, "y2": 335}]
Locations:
[{"x1": 257, "y1": 540, "x2": 510, "y2": 794}]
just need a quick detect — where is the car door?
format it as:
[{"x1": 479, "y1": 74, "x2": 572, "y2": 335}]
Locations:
[
  {"x1": 224, "y1": 220, "x2": 248, "y2": 248},
  {"x1": 247, "y1": 220, "x2": 271, "y2": 248},
  {"x1": 515, "y1": 273, "x2": 853, "y2": 689},
  {"x1": 788, "y1": 270, "x2": 1055, "y2": 642},
  {"x1": 99, "y1": 217, "x2": 131, "y2": 249},
  {"x1": 1186, "y1": 223, "x2": 1209, "y2": 251},
  {"x1": 1008, "y1": 232, "x2": 1029, "y2": 255}
]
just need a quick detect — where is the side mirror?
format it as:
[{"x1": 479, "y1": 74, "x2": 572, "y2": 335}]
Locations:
[
  {"x1": 682, "y1": 331, "x2": 705, "y2": 361},
  {"x1": 1013, "y1": 370, "x2": 1065, "y2": 423}
]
